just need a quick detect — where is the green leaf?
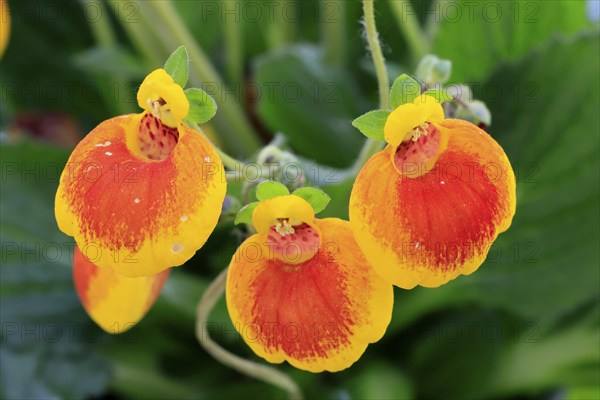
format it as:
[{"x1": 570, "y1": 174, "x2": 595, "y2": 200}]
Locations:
[
  {"x1": 234, "y1": 202, "x2": 259, "y2": 225},
  {"x1": 0, "y1": 140, "x2": 111, "y2": 399},
  {"x1": 163, "y1": 46, "x2": 189, "y2": 87},
  {"x1": 423, "y1": 89, "x2": 453, "y2": 104},
  {"x1": 72, "y1": 46, "x2": 146, "y2": 80},
  {"x1": 351, "y1": 110, "x2": 390, "y2": 141},
  {"x1": 184, "y1": 88, "x2": 217, "y2": 124},
  {"x1": 432, "y1": 0, "x2": 592, "y2": 82},
  {"x1": 255, "y1": 181, "x2": 290, "y2": 201},
  {"x1": 254, "y1": 44, "x2": 366, "y2": 167},
  {"x1": 348, "y1": 361, "x2": 414, "y2": 400},
  {"x1": 0, "y1": 3, "x2": 134, "y2": 122},
  {"x1": 292, "y1": 187, "x2": 331, "y2": 214},
  {"x1": 390, "y1": 74, "x2": 421, "y2": 109}
]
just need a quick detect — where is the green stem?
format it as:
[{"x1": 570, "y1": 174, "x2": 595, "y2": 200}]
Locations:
[
  {"x1": 425, "y1": 0, "x2": 446, "y2": 42},
  {"x1": 108, "y1": 1, "x2": 163, "y2": 66},
  {"x1": 345, "y1": 0, "x2": 390, "y2": 176},
  {"x1": 188, "y1": 122, "x2": 246, "y2": 171},
  {"x1": 81, "y1": 0, "x2": 116, "y2": 47},
  {"x1": 388, "y1": 0, "x2": 430, "y2": 61},
  {"x1": 322, "y1": 0, "x2": 346, "y2": 65},
  {"x1": 224, "y1": 7, "x2": 244, "y2": 84},
  {"x1": 84, "y1": 0, "x2": 133, "y2": 116},
  {"x1": 267, "y1": 0, "x2": 295, "y2": 49},
  {"x1": 362, "y1": 0, "x2": 390, "y2": 110},
  {"x1": 195, "y1": 269, "x2": 303, "y2": 400},
  {"x1": 142, "y1": 1, "x2": 262, "y2": 156}
]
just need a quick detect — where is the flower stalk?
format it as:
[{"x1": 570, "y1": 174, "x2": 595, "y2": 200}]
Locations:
[
  {"x1": 349, "y1": 0, "x2": 390, "y2": 175},
  {"x1": 195, "y1": 268, "x2": 303, "y2": 400}
]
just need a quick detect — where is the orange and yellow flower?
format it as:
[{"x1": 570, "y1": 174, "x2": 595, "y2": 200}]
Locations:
[
  {"x1": 227, "y1": 194, "x2": 394, "y2": 372},
  {"x1": 55, "y1": 69, "x2": 226, "y2": 278},
  {"x1": 73, "y1": 246, "x2": 169, "y2": 333},
  {"x1": 350, "y1": 94, "x2": 516, "y2": 289}
]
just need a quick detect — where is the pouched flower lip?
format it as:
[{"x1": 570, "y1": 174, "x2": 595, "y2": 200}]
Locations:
[
  {"x1": 350, "y1": 95, "x2": 516, "y2": 289},
  {"x1": 227, "y1": 194, "x2": 394, "y2": 373},
  {"x1": 55, "y1": 68, "x2": 226, "y2": 277},
  {"x1": 73, "y1": 246, "x2": 169, "y2": 334}
]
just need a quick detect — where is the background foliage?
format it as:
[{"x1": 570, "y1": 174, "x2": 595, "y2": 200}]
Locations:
[{"x1": 1, "y1": 0, "x2": 598, "y2": 399}]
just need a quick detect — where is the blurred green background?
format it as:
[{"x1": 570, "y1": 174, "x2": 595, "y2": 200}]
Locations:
[{"x1": 1, "y1": 0, "x2": 599, "y2": 399}]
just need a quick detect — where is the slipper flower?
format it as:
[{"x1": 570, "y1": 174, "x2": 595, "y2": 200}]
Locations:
[
  {"x1": 226, "y1": 182, "x2": 394, "y2": 372},
  {"x1": 55, "y1": 67, "x2": 226, "y2": 277},
  {"x1": 350, "y1": 76, "x2": 516, "y2": 289},
  {"x1": 73, "y1": 246, "x2": 169, "y2": 333}
]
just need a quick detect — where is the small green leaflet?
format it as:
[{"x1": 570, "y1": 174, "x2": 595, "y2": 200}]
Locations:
[
  {"x1": 293, "y1": 187, "x2": 331, "y2": 214},
  {"x1": 234, "y1": 202, "x2": 259, "y2": 225},
  {"x1": 184, "y1": 88, "x2": 217, "y2": 124},
  {"x1": 390, "y1": 74, "x2": 422, "y2": 109},
  {"x1": 352, "y1": 110, "x2": 390, "y2": 141},
  {"x1": 422, "y1": 89, "x2": 453, "y2": 104},
  {"x1": 256, "y1": 181, "x2": 290, "y2": 201},
  {"x1": 164, "y1": 46, "x2": 189, "y2": 87}
]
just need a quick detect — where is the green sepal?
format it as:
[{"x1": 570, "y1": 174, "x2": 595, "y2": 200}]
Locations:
[
  {"x1": 184, "y1": 88, "x2": 217, "y2": 124},
  {"x1": 351, "y1": 110, "x2": 390, "y2": 141},
  {"x1": 164, "y1": 46, "x2": 189, "y2": 88},
  {"x1": 423, "y1": 89, "x2": 453, "y2": 104},
  {"x1": 292, "y1": 187, "x2": 331, "y2": 214},
  {"x1": 234, "y1": 202, "x2": 259, "y2": 225},
  {"x1": 390, "y1": 74, "x2": 421, "y2": 109},
  {"x1": 256, "y1": 181, "x2": 290, "y2": 201}
]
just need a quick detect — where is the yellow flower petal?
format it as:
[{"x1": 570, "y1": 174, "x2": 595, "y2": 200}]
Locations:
[
  {"x1": 252, "y1": 195, "x2": 315, "y2": 234},
  {"x1": 384, "y1": 94, "x2": 445, "y2": 148},
  {"x1": 137, "y1": 69, "x2": 189, "y2": 126},
  {"x1": 73, "y1": 247, "x2": 169, "y2": 333}
]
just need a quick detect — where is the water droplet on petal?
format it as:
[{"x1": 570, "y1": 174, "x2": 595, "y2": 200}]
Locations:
[{"x1": 171, "y1": 243, "x2": 184, "y2": 254}]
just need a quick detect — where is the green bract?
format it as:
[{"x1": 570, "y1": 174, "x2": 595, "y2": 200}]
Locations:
[
  {"x1": 351, "y1": 110, "x2": 390, "y2": 141},
  {"x1": 234, "y1": 202, "x2": 259, "y2": 225},
  {"x1": 234, "y1": 182, "x2": 331, "y2": 226},
  {"x1": 255, "y1": 181, "x2": 290, "y2": 201},
  {"x1": 184, "y1": 88, "x2": 218, "y2": 124},
  {"x1": 163, "y1": 46, "x2": 217, "y2": 124},
  {"x1": 164, "y1": 45, "x2": 189, "y2": 88},
  {"x1": 390, "y1": 74, "x2": 421, "y2": 109},
  {"x1": 422, "y1": 90, "x2": 453, "y2": 104},
  {"x1": 292, "y1": 187, "x2": 330, "y2": 214}
]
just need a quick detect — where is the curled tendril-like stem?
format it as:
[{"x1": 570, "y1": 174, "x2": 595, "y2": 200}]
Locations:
[{"x1": 195, "y1": 268, "x2": 303, "y2": 400}]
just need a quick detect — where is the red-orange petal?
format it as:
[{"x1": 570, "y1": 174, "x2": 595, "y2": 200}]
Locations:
[
  {"x1": 350, "y1": 119, "x2": 516, "y2": 289},
  {"x1": 226, "y1": 218, "x2": 393, "y2": 372},
  {"x1": 55, "y1": 114, "x2": 226, "y2": 277},
  {"x1": 73, "y1": 246, "x2": 169, "y2": 333}
]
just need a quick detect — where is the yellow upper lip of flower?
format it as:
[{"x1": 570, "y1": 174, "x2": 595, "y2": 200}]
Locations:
[
  {"x1": 383, "y1": 94, "x2": 445, "y2": 148},
  {"x1": 252, "y1": 195, "x2": 315, "y2": 234},
  {"x1": 137, "y1": 69, "x2": 189, "y2": 127}
]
